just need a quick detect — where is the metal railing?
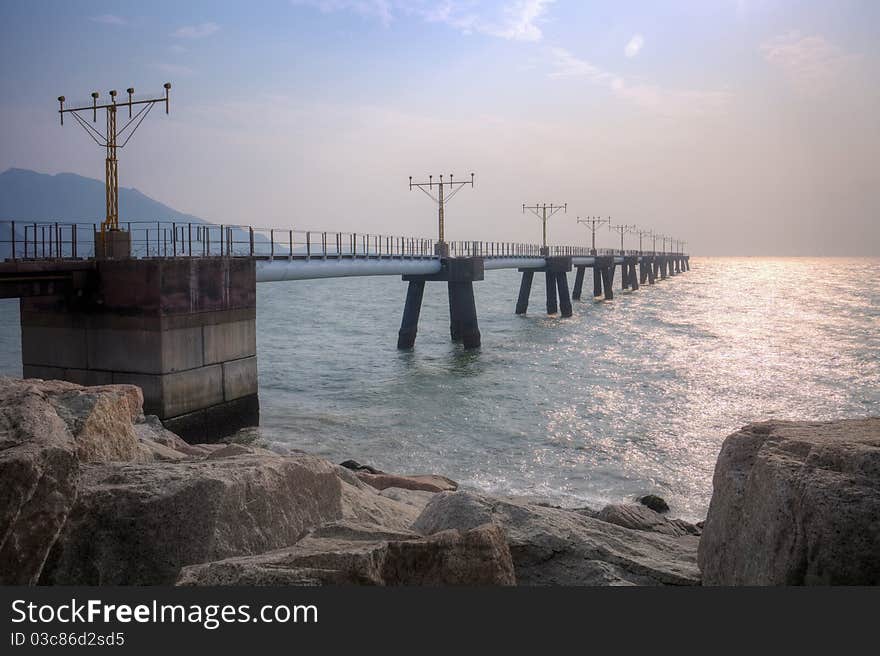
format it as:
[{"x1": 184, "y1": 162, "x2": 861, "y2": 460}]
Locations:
[{"x1": 0, "y1": 220, "x2": 688, "y2": 262}]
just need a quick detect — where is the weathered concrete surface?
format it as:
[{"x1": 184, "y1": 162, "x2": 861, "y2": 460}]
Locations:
[
  {"x1": 699, "y1": 419, "x2": 880, "y2": 585},
  {"x1": 176, "y1": 521, "x2": 515, "y2": 586},
  {"x1": 18, "y1": 258, "x2": 259, "y2": 441},
  {"x1": 413, "y1": 492, "x2": 700, "y2": 586}
]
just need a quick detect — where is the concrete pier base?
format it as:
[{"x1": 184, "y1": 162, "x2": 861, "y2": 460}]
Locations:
[
  {"x1": 593, "y1": 267, "x2": 602, "y2": 298},
  {"x1": 20, "y1": 258, "x2": 258, "y2": 443},
  {"x1": 95, "y1": 229, "x2": 132, "y2": 260},
  {"x1": 401, "y1": 257, "x2": 483, "y2": 350}
]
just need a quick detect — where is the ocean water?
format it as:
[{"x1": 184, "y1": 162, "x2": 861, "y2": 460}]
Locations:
[{"x1": 1, "y1": 257, "x2": 877, "y2": 520}]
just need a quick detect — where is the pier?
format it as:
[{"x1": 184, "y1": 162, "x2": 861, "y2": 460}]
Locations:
[{"x1": 0, "y1": 221, "x2": 689, "y2": 440}]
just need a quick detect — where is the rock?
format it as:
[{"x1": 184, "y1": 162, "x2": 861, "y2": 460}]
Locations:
[
  {"x1": 36, "y1": 379, "x2": 143, "y2": 463},
  {"x1": 205, "y1": 443, "x2": 276, "y2": 459},
  {"x1": 356, "y1": 471, "x2": 458, "y2": 493},
  {"x1": 135, "y1": 436, "x2": 189, "y2": 462},
  {"x1": 0, "y1": 378, "x2": 80, "y2": 585},
  {"x1": 413, "y1": 492, "x2": 700, "y2": 586},
  {"x1": 596, "y1": 503, "x2": 697, "y2": 537},
  {"x1": 637, "y1": 494, "x2": 670, "y2": 514},
  {"x1": 40, "y1": 449, "x2": 426, "y2": 585},
  {"x1": 40, "y1": 453, "x2": 346, "y2": 585},
  {"x1": 379, "y1": 487, "x2": 436, "y2": 516},
  {"x1": 176, "y1": 521, "x2": 515, "y2": 586},
  {"x1": 134, "y1": 415, "x2": 213, "y2": 458},
  {"x1": 340, "y1": 459, "x2": 383, "y2": 474},
  {"x1": 699, "y1": 419, "x2": 880, "y2": 585}
]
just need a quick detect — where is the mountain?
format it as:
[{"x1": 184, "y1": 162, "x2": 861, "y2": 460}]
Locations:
[
  {"x1": 0, "y1": 168, "x2": 205, "y2": 224},
  {"x1": 0, "y1": 168, "x2": 284, "y2": 260}
]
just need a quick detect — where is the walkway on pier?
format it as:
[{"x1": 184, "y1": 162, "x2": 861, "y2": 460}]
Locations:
[{"x1": 0, "y1": 219, "x2": 690, "y2": 440}]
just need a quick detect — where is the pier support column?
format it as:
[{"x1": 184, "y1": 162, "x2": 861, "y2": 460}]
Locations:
[
  {"x1": 593, "y1": 267, "x2": 602, "y2": 298},
  {"x1": 602, "y1": 267, "x2": 614, "y2": 300},
  {"x1": 545, "y1": 272, "x2": 558, "y2": 315},
  {"x1": 629, "y1": 259, "x2": 639, "y2": 291},
  {"x1": 621, "y1": 262, "x2": 630, "y2": 290},
  {"x1": 685, "y1": 257, "x2": 690, "y2": 271},
  {"x1": 660, "y1": 258, "x2": 668, "y2": 280},
  {"x1": 397, "y1": 280, "x2": 425, "y2": 349},
  {"x1": 448, "y1": 281, "x2": 481, "y2": 349},
  {"x1": 402, "y1": 256, "x2": 483, "y2": 350},
  {"x1": 639, "y1": 260, "x2": 648, "y2": 285},
  {"x1": 515, "y1": 270, "x2": 534, "y2": 315},
  {"x1": 647, "y1": 258, "x2": 656, "y2": 284},
  {"x1": 571, "y1": 266, "x2": 585, "y2": 301},
  {"x1": 597, "y1": 257, "x2": 615, "y2": 301},
  {"x1": 20, "y1": 258, "x2": 259, "y2": 443},
  {"x1": 556, "y1": 272, "x2": 572, "y2": 318}
]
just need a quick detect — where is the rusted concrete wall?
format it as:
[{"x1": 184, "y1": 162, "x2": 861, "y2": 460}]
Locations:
[{"x1": 20, "y1": 258, "x2": 258, "y2": 442}]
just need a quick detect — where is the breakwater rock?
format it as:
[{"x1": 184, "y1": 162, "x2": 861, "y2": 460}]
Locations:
[
  {"x1": 4, "y1": 377, "x2": 877, "y2": 585},
  {"x1": 698, "y1": 419, "x2": 880, "y2": 585}
]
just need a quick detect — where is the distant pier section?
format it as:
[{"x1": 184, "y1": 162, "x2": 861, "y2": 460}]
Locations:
[{"x1": 0, "y1": 221, "x2": 690, "y2": 440}]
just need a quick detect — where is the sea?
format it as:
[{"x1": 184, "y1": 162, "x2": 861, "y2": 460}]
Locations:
[{"x1": 1, "y1": 257, "x2": 877, "y2": 521}]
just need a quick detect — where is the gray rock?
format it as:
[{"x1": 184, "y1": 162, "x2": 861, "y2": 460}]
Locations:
[
  {"x1": 134, "y1": 415, "x2": 212, "y2": 458},
  {"x1": 0, "y1": 378, "x2": 80, "y2": 585},
  {"x1": 698, "y1": 419, "x2": 880, "y2": 585},
  {"x1": 355, "y1": 471, "x2": 458, "y2": 493},
  {"x1": 176, "y1": 521, "x2": 515, "y2": 586},
  {"x1": 412, "y1": 491, "x2": 700, "y2": 585},
  {"x1": 596, "y1": 503, "x2": 698, "y2": 537},
  {"x1": 40, "y1": 453, "x2": 345, "y2": 584},
  {"x1": 36, "y1": 378, "x2": 144, "y2": 464},
  {"x1": 40, "y1": 449, "x2": 425, "y2": 585},
  {"x1": 638, "y1": 495, "x2": 670, "y2": 514}
]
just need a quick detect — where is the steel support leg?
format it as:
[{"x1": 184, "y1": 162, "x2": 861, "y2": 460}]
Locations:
[
  {"x1": 572, "y1": 266, "x2": 585, "y2": 301},
  {"x1": 557, "y1": 272, "x2": 572, "y2": 318},
  {"x1": 545, "y1": 271, "x2": 558, "y2": 314},
  {"x1": 515, "y1": 270, "x2": 534, "y2": 315},
  {"x1": 397, "y1": 280, "x2": 425, "y2": 349},
  {"x1": 448, "y1": 281, "x2": 481, "y2": 349}
]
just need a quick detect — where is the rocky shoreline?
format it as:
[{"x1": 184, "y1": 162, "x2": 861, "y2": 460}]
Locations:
[{"x1": 1, "y1": 376, "x2": 877, "y2": 586}]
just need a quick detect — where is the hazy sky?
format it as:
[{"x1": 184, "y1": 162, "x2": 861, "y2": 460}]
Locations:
[{"x1": 1, "y1": 1, "x2": 877, "y2": 255}]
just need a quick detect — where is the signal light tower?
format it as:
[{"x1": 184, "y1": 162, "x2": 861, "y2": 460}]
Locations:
[
  {"x1": 57, "y1": 83, "x2": 171, "y2": 257},
  {"x1": 576, "y1": 216, "x2": 610, "y2": 254},
  {"x1": 409, "y1": 173, "x2": 475, "y2": 257},
  {"x1": 523, "y1": 203, "x2": 566, "y2": 256}
]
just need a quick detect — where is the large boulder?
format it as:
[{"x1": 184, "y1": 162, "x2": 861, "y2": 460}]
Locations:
[
  {"x1": 176, "y1": 520, "x2": 515, "y2": 586},
  {"x1": 412, "y1": 492, "x2": 700, "y2": 585},
  {"x1": 698, "y1": 419, "x2": 880, "y2": 585},
  {"x1": 0, "y1": 378, "x2": 80, "y2": 585},
  {"x1": 41, "y1": 453, "x2": 343, "y2": 585},
  {"x1": 40, "y1": 451, "x2": 423, "y2": 585}
]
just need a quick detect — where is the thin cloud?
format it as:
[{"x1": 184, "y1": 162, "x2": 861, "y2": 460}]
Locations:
[
  {"x1": 90, "y1": 14, "x2": 127, "y2": 26},
  {"x1": 549, "y1": 47, "x2": 730, "y2": 117},
  {"x1": 292, "y1": 0, "x2": 555, "y2": 42},
  {"x1": 171, "y1": 22, "x2": 221, "y2": 39},
  {"x1": 625, "y1": 34, "x2": 644, "y2": 58},
  {"x1": 761, "y1": 31, "x2": 859, "y2": 93}
]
